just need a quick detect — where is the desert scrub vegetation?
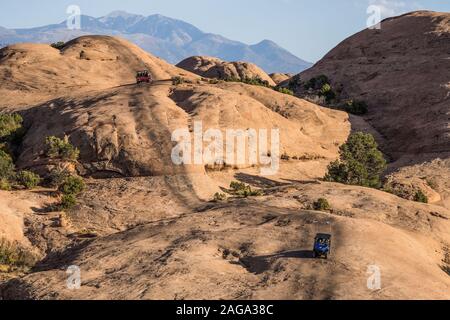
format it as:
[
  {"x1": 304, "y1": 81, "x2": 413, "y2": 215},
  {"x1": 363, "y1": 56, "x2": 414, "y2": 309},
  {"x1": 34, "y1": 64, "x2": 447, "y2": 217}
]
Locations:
[
  {"x1": 304, "y1": 75, "x2": 330, "y2": 91},
  {"x1": 382, "y1": 179, "x2": 430, "y2": 204},
  {"x1": 302, "y1": 75, "x2": 338, "y2": 104},
  {"x1": 324, "y1": 132, "x2": 386, "y2": 189},
  {"x1": 0, "y1": 150, "x2": 15, "y2": 181},
  {"x1": 0, "y1": 238, "x2": 37, "y2": 273},
  {"x1": 0, "y1": 113, "x2": 25, "y2": 157},
  {"x1": 59, "y1": 193, "x2": 78, "y2": 210},
  {"x1": 285, "y1": 74, "x2": 369, "y2": 114},
  {"x1": 44, "y1": 138, "x2": 83, "y2": 210},
  {"x1": 313, "y1": 198, "x2": 332, "y2": 212},
  {"x1": 50, "y1": 41, "x2": 65, "y2": 50},
  {"x1": 319, "y1": 83, "x2": 336, "y2": 103},
  {"x1": 222, "y1": 76, "x2": 294, "y2": 96},
  {"x1": 58, "y1": 175, "x2": 85, "y2": 195},
  {"x1": 229, "y1": 181, "x2": 263, "y2": 198},
  {"x1": 0, "y1": 113, "x2": 23, "y2": 140},
  {"x1": 341, "y1": 99, "x2": 368, "y2": 115},
  {"x1": 241, "y1": 77, "x2": 270, "y2": 87},
  {"x1": 172, "y1": 76, "x2": 186, "y2": 85},
  {"x1": 45, "y1": 135, "x2": 80, "y2": 161},
  {"x1": 294, "y1": 74, "x2": 370, "y2": 113},
  {"x1": 0, "y1": 115, "x2": 44, "y2": 190},
  {"x1": 275, "y1": 87, "x2": 294, "y2": 96},
  {"x1": 0, "y1": 178, "x2": 11, "y2": 191},
  {"x1": 0, "y1": 150, "x2": 20, "y2": 190},
  {"x1": 281, "y1": 153, "x2": 291, "y2": 161},
  {"x1": 225, "y1": 76, "x2": 271, "y2": 88},
  {"x1": 414, "y1": 190, "x2": 429, "y2": 203},
  {"x1": 0, "y1": 151, "x2": 41, "y2": 190},
  {"x1": 47, "y1": 164, "x2": 71, "y2": 188},
  {"x1": 16, "y1": 170, "x2": 41, "y2": 189},
  {"x1": 57, "y1": 175, "x2": 85, "y2": 210},
  {"x1": 213, "y1": 192, "x2": 227, "y2": 202},
  {"x1": 287, "y1": 74, "x2": 302, "y2": 91}
]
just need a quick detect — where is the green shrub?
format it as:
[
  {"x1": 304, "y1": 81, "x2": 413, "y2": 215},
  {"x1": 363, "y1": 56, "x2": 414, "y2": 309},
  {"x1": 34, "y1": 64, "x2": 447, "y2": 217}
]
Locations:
[
  {"x1": 213, "y1": 192, "x2": 227, "y2": 202},
  {"x1": 57, "y1": 175, "x2": 85, "y2": 210},
  {"x1": 224, "y1": 76, "x2": 240, "y2": 83},
  {"x1": 242, "y1": 77, "x2": 270, "y2": 87},
  {"x1": 172, "y1": 76, "x2": 185, "y2": 85},
  {"x1": 324, "y1": 132, "x2": 386, "y2": 188},
  {"x1": 0, "y1": 113, "x2": 25, "y2": 160},
  {"x1": 45, "y1": 136, "x2": 79, "y2": 161},
  {"x1": 0, "y1": 238, "x2": 37, "y2": 272},
  {"x1": 59, "y1": 193, "x2": 77, "y2": 210},
  {"x1": 319, "y1": 83, "x2": 336, "y2": 103},
  {"x1": 225, "y1": 76, "x2": 271, "y2": 88},
  {"x1": 414, "y1": 190, "x2": 428, "y2": 204},
  {"x1": 48, "y1": 165, "x2": 71, "y2": 188},
  {"x1": 342, "y1": 100, "x2": 368, "y2": 115},
  {"x1": 276, "y1": 87, "x2": 294, "y2": 95},
  {"x1": 59, "y1": 175, "x2": 85, "y2": 196},
  {"x1": 0, "y1": 150, "x2": 15, "y2": 180},
  {"x1": 288, "y1": 74, "x2": 302, "y2": 91},
  {"x1": 0, "y1": 178, "x2": 11, "y2": 191},
  {"x1": 304, "y1": 75, "x2": 329, "y2": 90},
  {"x1": 302, "y1": 75, "x2": 337, "y2": 103},
  {"x1": 50, "y1": 41, "x2": 65, "y2": 50},
  {"x1": 229, "y1": 181, "x2": 263, "y2": 197},
  {"x1": 382, "y1": 180, "x2": 429, "y2": 203},
  {"x1": 320, "y1": 83, "x2": 332, "y2": 94},
  {"x1": 0, "y1": 142, "x2": 7, "y2": 154},
  {"x1": 230, "y1": 181, "x2": 246, "y2": 191},
  {"x1": 0, "y1": 113, "x2": 23, "y2": 140},
  {"x1": 313, "y1": 198, "x2": 331, "y2": 211},
  {"x1": 16, "y1": 170, "x2": 41, "y2": 189}
]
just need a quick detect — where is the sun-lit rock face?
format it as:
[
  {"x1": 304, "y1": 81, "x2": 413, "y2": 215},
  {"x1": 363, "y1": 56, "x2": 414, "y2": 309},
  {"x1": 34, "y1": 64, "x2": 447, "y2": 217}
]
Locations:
[
  {"x1": 177, "y1": 55, "x2": 277, "y2": 86},
  {"x1": 293, "y1": 11, "x2": 450, "y2": 160},
  {"x1": 1, "y1": 15, "x2": 450, "y2": 300},
  {"x1": 0, "y1": 35, "x2": 349, "y2": 178}
]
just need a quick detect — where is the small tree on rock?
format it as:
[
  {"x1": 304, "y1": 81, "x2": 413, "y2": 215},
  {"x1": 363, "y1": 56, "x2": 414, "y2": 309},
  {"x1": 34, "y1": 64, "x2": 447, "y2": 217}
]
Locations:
[
  {"x1": 45, "y1": 136, "x2": 79, "y2": 161},
  {"x1": 325, "y1": 132, "x2": 386, "y2": 188}
]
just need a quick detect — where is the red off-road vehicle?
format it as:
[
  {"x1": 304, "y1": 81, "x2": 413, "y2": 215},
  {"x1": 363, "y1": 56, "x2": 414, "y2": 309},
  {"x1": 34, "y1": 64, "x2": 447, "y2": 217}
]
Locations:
[{"x1": 136, "y1": 70, "x2": 152, "y2": 84}]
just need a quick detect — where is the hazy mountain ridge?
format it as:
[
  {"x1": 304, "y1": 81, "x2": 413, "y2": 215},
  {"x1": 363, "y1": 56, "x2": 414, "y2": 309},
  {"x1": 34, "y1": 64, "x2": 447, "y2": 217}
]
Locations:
[{"x1": 0, "y1": 11, "x2": 312, "y2": 73}]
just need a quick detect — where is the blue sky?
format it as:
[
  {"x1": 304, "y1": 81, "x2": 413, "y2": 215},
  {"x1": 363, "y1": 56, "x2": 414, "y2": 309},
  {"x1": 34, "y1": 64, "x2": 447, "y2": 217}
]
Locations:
[{"x1": 0, "y1": 0, "x2": 448, "y2": 62}]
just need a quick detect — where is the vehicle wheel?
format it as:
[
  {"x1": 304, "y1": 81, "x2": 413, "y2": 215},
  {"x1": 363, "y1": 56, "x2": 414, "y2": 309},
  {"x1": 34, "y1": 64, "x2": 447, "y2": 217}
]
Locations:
[{"x1": 312, "y1": 251, "x2": 316, "y2": 258}]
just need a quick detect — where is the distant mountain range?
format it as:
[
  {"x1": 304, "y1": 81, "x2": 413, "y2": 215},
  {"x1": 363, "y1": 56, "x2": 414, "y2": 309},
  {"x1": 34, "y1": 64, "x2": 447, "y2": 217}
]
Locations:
[{"x1": 0, "y1": 11, "x2": 312, "y2": 73}]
